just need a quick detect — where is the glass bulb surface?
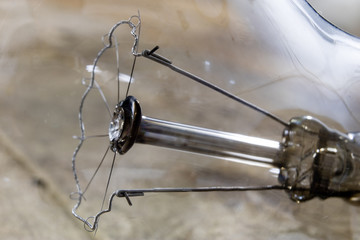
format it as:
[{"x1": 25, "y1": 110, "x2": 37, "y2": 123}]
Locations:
[{"x1": 1, "y1": 0, "x2": 360, "y2": 239}]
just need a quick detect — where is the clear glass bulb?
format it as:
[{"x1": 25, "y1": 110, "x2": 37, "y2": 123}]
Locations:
[
  {"x1": 67, "y1": 0, "x2": 360, "y2": 238},
  {"x1": 1, "y1": 0, "x2": 360, "y2": 239},
  {"x1": 70, "y1": 0, "x2": 360, "y2": 238}
]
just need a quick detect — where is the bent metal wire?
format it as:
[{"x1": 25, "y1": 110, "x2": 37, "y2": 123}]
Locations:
[{"x1": 71, "y1": 14, "x2": 360, "y2": 231}]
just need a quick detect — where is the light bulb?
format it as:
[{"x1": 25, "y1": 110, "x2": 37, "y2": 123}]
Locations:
[{"x1": 71, "y1": 0, "x2": 360, "y2": 238}]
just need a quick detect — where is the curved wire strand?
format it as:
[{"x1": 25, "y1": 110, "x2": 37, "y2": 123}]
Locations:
[{"x1": 71, "y1": 13, "x2": 142, "y2": 230}]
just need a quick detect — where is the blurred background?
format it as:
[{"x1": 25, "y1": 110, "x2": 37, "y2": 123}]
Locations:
[{"x1": 1, "y1": 0, "x2": 360, "y2": 239}]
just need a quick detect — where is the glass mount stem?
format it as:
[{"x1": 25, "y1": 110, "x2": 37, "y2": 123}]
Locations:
[{"x1": 136, "y1": 116, "x2": 282, "y2": 168}]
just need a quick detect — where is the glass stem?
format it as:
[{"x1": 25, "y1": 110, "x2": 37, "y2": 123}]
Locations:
[{"x1": 136, "y1": 116, "x2": 282, "y2": 168}]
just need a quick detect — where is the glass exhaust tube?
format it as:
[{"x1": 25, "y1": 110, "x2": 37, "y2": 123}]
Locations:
[{"x1": 136, "y1": 116, "x2": 282, "y2": 168}]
